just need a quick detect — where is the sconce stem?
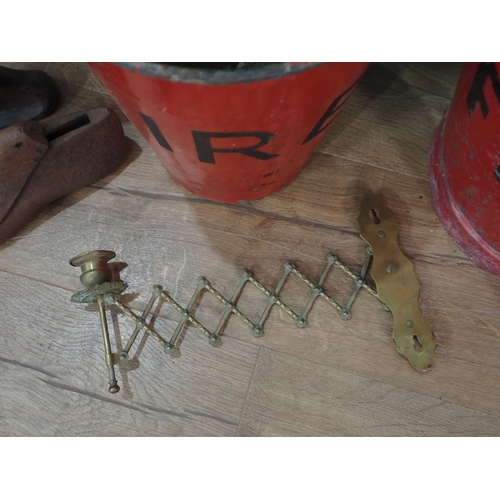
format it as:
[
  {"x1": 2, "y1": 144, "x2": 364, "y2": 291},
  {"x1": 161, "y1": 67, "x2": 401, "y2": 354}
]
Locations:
[{"x1": 97, "y1": 294, "x2": 119, "y2": 393}]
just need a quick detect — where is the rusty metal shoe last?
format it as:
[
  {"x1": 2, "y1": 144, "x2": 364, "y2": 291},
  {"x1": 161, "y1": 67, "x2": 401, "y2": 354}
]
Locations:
[{"x1": 0, "y1": 107, "x2": 127, "y2": 245}]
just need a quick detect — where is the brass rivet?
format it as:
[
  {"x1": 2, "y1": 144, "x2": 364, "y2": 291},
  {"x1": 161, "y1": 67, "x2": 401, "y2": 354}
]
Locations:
[{"x1": 385, "y1": 260, "x2": 399, "y2": 274}]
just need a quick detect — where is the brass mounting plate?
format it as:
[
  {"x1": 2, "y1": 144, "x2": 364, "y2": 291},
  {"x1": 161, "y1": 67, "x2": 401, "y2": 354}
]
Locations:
[{"x1": 357, "y1": 194, "x2": 437, "y2": 372}]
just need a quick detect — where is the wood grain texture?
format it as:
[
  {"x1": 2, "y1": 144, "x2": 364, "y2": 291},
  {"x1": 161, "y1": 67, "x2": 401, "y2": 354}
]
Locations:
[
  {"x1": 316, "y1": 63, "x2": 462, "y2": 180},
  {"x1": 0, "y1": 271, "x2": 259, "y2": 436},
  {"x1": 1, "y1": 62, "x2": 498, "y2": 436},
  {"x1": 237, "y1": 348, "x2": 500, "y2": 436}
]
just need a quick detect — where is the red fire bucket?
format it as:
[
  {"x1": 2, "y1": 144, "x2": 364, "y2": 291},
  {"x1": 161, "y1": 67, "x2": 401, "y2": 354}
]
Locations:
[
  {"x1": 428, "y1": 62, "x2": 500, "y2": 276},
  {"x1": 88, "y1": 62, "x2": 369, "y2": 204}
]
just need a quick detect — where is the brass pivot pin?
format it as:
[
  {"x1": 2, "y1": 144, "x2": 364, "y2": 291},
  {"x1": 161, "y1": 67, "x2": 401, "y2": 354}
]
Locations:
[{"x1": 69, "y1": 250, "x2": 169, "y2": 394}]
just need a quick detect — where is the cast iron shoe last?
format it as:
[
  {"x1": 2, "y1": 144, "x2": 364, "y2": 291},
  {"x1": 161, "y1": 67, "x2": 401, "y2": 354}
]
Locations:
[
  {"x1": 0, "y1": 107, "x2": 127, "y2": 245},
  {"x1": 0, "y1": 65, "x2": 60, "y2": 129}
]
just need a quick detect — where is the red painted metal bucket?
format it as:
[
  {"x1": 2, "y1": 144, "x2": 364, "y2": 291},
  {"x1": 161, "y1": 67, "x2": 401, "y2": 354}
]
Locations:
[
  {"x1": 428, "y1": 62, "x2": 500, "y2": 276},
  {"x1": 88, "y1": 62, "x2": 369, "y2": 203}
]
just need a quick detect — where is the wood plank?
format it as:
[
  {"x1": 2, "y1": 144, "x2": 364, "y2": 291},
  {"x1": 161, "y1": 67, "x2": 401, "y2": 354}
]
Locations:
[
  {"x1": 0, "y1": 152, "x2": 494, "y2": 307},
  {"x1": 316, "y1": 63, "x2": 462, "y2": 180},
  {"x1": 237, "y1": 348, "x2": 500, "y2": 436},
  {"x1": 385, "y1": 63, "x2": 462, "y2": 98},
  {"x1": 0, "y1": 271, "x2": 259, "y2": 436},
  {"x1": 1, "y1": 135, "x2": 475, "y2": 266},
  {"x1": 45, "y1": 62, "x2": 112, "y2": 95},
  {"x1": 2, "y1": 61, "x2": 498, "y2": 437},
  {"x1": 1, "y1": 182, "x2": 500, "y2": 418}
]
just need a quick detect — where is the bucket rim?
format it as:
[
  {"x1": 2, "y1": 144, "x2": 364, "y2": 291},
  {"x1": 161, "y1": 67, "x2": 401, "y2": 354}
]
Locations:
[{"x1": 111, "y1": 62, "x2": 327, "y2": 85}]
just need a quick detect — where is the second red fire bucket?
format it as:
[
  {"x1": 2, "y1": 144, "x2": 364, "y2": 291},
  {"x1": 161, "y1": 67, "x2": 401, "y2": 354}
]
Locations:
[
  {"x1": 428, "y1": 62, "x2": 500, "y2": 276},
  {"x1": 89, "y1": 62, "x2": 369, "y2": 204}
]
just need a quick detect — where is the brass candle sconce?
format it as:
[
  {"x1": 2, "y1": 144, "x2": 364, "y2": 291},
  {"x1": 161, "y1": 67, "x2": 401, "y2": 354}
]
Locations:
[
  {"x1": 70, "y1": 195, "x2": 437, "y2": 394},
  {"x1": 70, "y1": 250, "x2": 168, "y2": 393}
]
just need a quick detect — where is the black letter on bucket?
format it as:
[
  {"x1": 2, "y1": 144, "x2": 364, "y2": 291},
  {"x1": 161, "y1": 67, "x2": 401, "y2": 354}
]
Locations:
[
  {"x1": 139, "y1": 112, "x2": 173, "y2": 151},
  {"x1": 467, "y1": 63, "x2": 500, "y2": 119},
  {"x1": 302, "y1": 79, "x2": 360, "y2": 145},
  {"x1": 192, "y1": 131, "x2": 279, "y2": 164},
  {"x1": 495, "y1": 165, "x2": 500, "y2": 183}
]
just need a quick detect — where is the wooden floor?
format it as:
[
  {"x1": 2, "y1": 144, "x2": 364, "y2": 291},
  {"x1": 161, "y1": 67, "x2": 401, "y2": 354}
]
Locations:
[{"x1": 1, "y1": 62, "x2": 500, "y2": 436}]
